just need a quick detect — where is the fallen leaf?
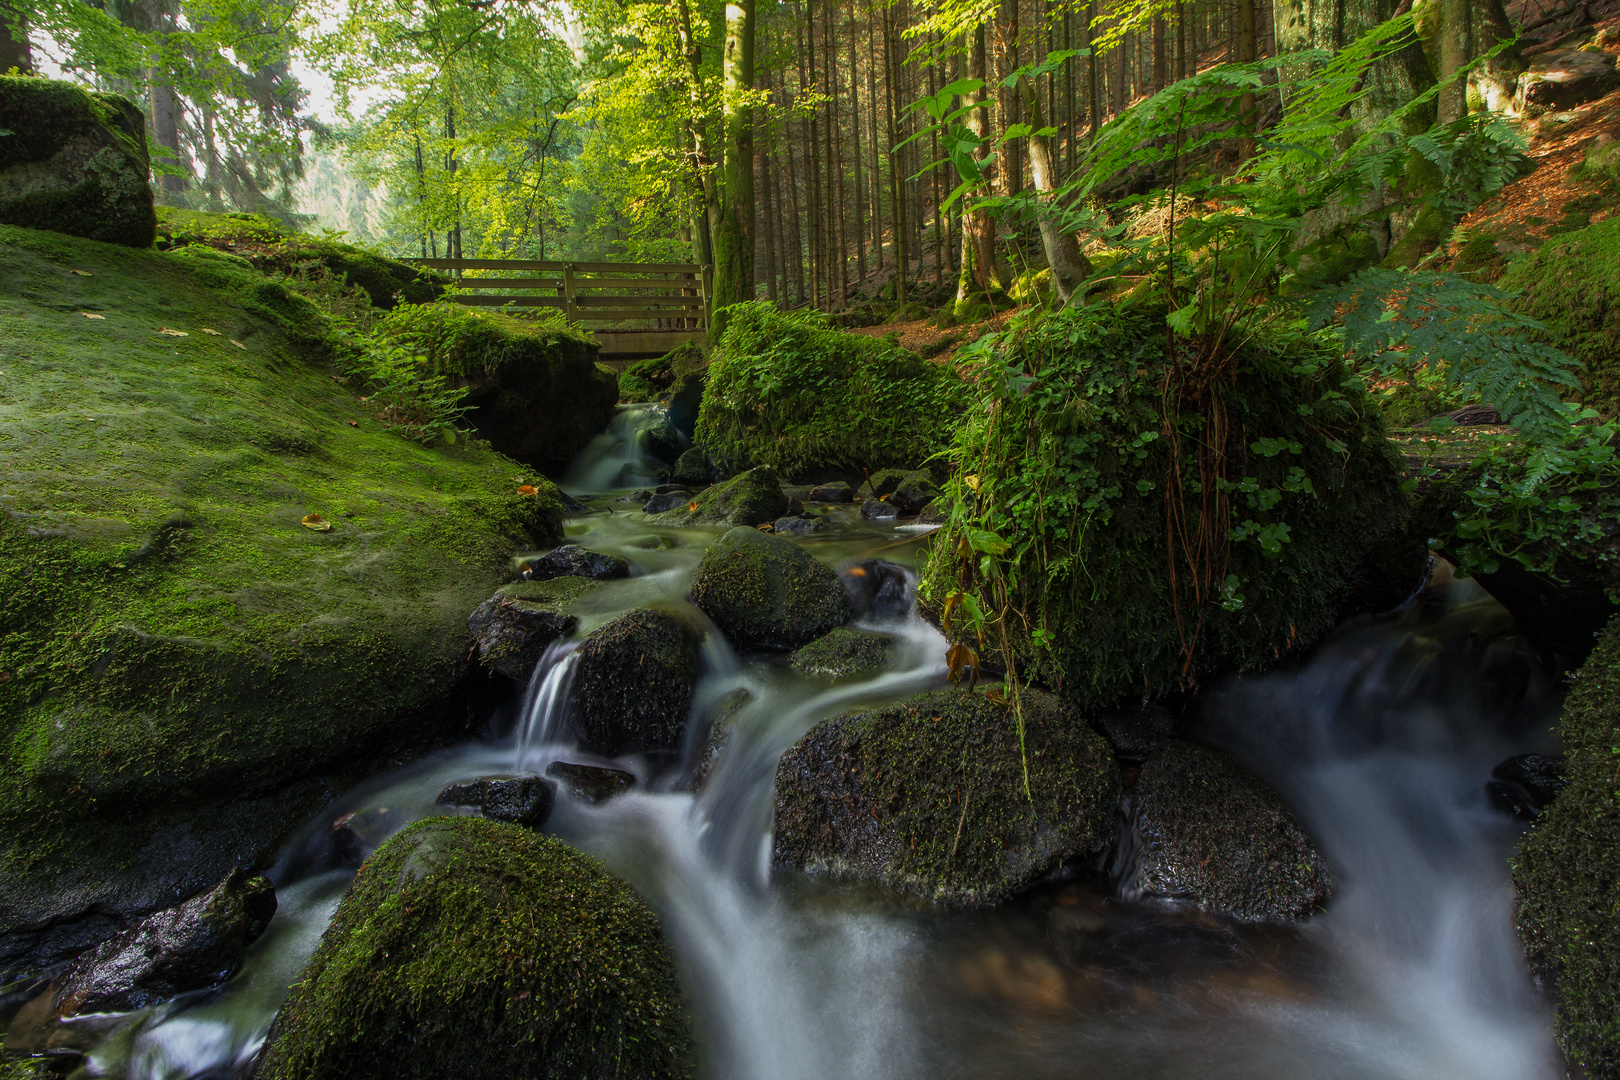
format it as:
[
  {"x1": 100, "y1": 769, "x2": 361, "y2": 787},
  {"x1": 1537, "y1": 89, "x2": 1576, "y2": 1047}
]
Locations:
[
  {"x1": 756, "y1": 522, "x2": 774, "y2": 532},
  {"x1": 688, "y1": 501, "x2": 700, "y2": 512},
  {"x1": 200, "y1": 328, "x2": 221, "y2": 335},
  {"x1": 347, "y1": 420, "x2": 359, "y2": 427},
  {"x1": 156, "y1": 327, "x2": 189, "y2": 337},
  {"x1": 82, "y1": 312, "x2": 105, "y2": 320},
  {"x1": 945, "y1": 642, "x2": 978, "y2": 689},
  {"x1": 300, "y1": 514, "x2": 332, "y2": 532},
  {"x1": 517, "y1": 484, "x2": 538, "y2": 496},
  {"x1": 70, "y1": 269, "x2": 92, "y2": 276},
  {"x1": 230, "y1": 339, "x2": 247, "y2": 350}
]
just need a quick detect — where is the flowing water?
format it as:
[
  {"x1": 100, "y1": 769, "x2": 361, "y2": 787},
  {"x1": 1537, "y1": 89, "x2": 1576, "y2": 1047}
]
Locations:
[{"x1": 12, "y1": 411, "x2": 1565, "y2": 1079}]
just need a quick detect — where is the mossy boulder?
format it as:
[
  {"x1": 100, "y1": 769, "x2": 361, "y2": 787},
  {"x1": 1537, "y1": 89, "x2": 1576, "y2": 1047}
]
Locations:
[
  {"x1": 696, "y1": 302, "x2": 968, "y2": 479},
  {"x1": 1118, "y1": 740, "x2": 1333, "y2": 923},
  {"x1": 689, "y1": 528, "x2": 850, "y2": 651},
  {"x1": 0, "y1": 225, "x2": 564, "y2": 971},
  {"x1": 919, "y1": 304, "x2": 1420, "y2": 712},
  {"x1": 790, "y1": 627, "x2": 894, "y2": 680},
  {"x1": 467, "y1": 578, "x2": 604, "y2": 681},
  {"x1": 1514, "y1": 615, "x2": 1620, "y2": 1077},
  {"x1": 1500, "y1": 218, "x2": 1620, "y2": 416},
  {"x1": 658, "y1": 465, "x2": 787, "y2": 527},
  {"x1": 256, "y1": 817, "x2": 692, "y2": 1080},
  {"x1": 378, "y1": 302, "x2": 616, "y2": 472},
  {"x1": 563, "y1": 608, "x2": 704, "y2": 758},
  {"x1": 0, "y1": 76, "x2": 156, "y2": 248},
  {"x1": 773, "y1": 687, "x2": 1120, "y2": 904}
]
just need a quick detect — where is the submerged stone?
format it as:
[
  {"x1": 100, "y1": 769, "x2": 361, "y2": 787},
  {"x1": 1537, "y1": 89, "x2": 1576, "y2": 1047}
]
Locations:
[
  {"x1": 435, "y1": 775, "x2": 555, "y2": 828},
  {"x1": 255, "y1": 817, "x2": 691, "y2": 1080},
  {"x1": 1115, "y1": 740, "x2": 1333, "y2": 923},
  {"x1": 774, "y1": 687, "x2": 1119, "y2": 905},
  {"x1": 688, "y1": 528, "x2": 850, "y2": 651},
  {"x1": 546, "y1": 762, "x2": 636, "y2": 804}
]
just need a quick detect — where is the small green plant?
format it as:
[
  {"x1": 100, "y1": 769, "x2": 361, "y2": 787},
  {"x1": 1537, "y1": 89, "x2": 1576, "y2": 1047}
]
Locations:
[{"x1": 358, "y1": 338, "x2": 474, "y2": 445}]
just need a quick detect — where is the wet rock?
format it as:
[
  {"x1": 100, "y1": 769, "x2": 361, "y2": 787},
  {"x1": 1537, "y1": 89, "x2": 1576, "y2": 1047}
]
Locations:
[
  {"x1": 1486, "y1": 753, "x2": 1567, "y2": 820},
  {"x1": 859, "y1": 468, "x2": 915, "y2": 500},
  {"x1": 916, "y1": 498, "x2": 948, "y2": 525},
  {"x1": 666, "y1": 370, "x2": 705, "y2": 444},
  {"x1": 689, "y1": 527, "x2": 850, "y2": 650},
  {"x1": 0, "y1": 77, "x2": 157, "y2": 248},
  {"x1": 654, "y1": 483, "x2": 688, "y2": 495},
  {"x1": 790, "y1": 627, "x2": 895, "y2": 680},
  {"x1": 808, "y1": 481, "x2": 854, "y2": 504},
  {"x1": 1091, "y1": 701, "x2": 1177, "y2": 759},
  {"x1": 326, "y1": 807, "x2": 406, "y2": 870},
  {"x1": 841, "y1": 559, "x2": 912, "y2": 621},
  {"x1": 52, "y1": 870, "x2": 275, "y2": 1017},
  {"x1": 642, "y1": 491, "x2": 693, "y2": 514},
  {"x1": 563, "y1": 608, "x2": 704, "y2": 757},
  {"x1": 774, "y1": 687, "x2": 1119, "y2": 905},
  {"x1": 671, "y1": 447, "x2": 711, "y2": 488},
  {"x1": 860, "y1": 497, "x2": 899, "y2": 520},
  {"x1": 1517, "y1": 50, "x2": 1620, "y2": 110},
  {"x1": 546, "y1": 762, "x2": 636, "y2": 804},
  {"x1": 772, "y1": 515, "x2": 826, "y2": 536},
  {"x1": 889, "y1": 472, "x2": 941, "y2": 515},
  {"x1": 657, "y1": 465, "x2": 788, "y2": 527},
  {"x1": 1115, "y1": 740, "x2": 1332, "y2": 923},
  {"x1": 637, "y1": 534, "x2": 680, "y2": 550},
  {"x1": 468, "y1": 578, "x2": 602, "y2": 681},
  {"x1": 687, "y1": 689, "x2": 752, "y2": 793},
  {"x1": 520, "y1": 544, "x2": 631, "y2": 582},
  {"x1": 557, "y1": 491, "x2": 592, "y2": 514},
  {"x1": 435, "y1": 775, "x2": 555, "y2": 828},
  {"x1": 617, "y1": 490, "x2": 654, "y2": 504},
  {"x1": 254, "y1": 818, "x2": 691, "y2": 1080},
  {"x1": 644, "y1": 414, "x2": 686, "y2": 463}
]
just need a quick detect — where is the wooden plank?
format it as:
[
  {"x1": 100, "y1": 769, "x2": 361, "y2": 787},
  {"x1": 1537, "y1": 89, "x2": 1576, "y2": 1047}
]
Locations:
[
  {"x1": 408, "y1": 258, "x2": 706, "y2": 274},
  {"x1": 445, "y1": 295, "x2": 567, "y2": 308},
  {"x1": 450, "y1": 278, "x2": 564, "y2": 289},
  {"x1": 594, "y1": 329, "x2": 704, "y2": 358},
  {"x1": 570, "y1": 309, "x2": 693, "y2": 322},
  {"x1": 569, "y1": 279, "x2": 705, "y2": 290},
  {"x1": 575, "y1": 295, "x2": 705, "y2": 308},
  {"x1": 568, "y1": 261, "x2": 704, "y2": 274},
  {"x1": 563, "y1": 264, "x2": 578, "y2": 320}
]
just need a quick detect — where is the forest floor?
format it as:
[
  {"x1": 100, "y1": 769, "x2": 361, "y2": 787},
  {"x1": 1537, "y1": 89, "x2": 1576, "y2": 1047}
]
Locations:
[{"x1": 844, "y1": 307, "x2": 1033, "y2": 364}]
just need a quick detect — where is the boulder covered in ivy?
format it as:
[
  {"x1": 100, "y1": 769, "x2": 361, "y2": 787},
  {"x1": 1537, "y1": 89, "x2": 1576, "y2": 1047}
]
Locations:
[
  {"x1": 377, "y1": 302, "x2": 616, "y2": 472},
  {"x1": 918, "y1": 304, "x2": 1422, "y2": 712},
  {"x1": 695, "y1": 302, "x2": 968, "y2": 479},
  {"x1": 0, "y1": 76, "x2": 157, "y2": 248}
]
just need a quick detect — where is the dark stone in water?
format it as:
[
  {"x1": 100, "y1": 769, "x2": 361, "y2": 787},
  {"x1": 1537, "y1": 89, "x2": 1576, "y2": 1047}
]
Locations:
[
  {"x1": 654, "y1": 483, "x2": 688, "y2": 495},
  {"x1": 642, "y1": 491, "x2": 692, "y2": 514},
  {"x1": 520, "y1": 544, "x2": 631, "y2": 582},
  {"x1": 557, "y1": 491, "x2": 591, "y2": 514},
  {"x1": 688, "y1": 528, "x2": 850, "y2": 650},
  {"x1": 671, "y1": 447, "x2": 710, "y2": 488},
  {"x1": 842, "y1": 559, "x2": 911, "y2": 621},
  {"x1": 772, "y1": 516, "x2": 826, "y2": 536},
  {"x1": 860, "y1": 497, "x2": 898, "y2": 520},
  {"x1": 52, "y1": 870, "x2": 275, "y2": 1016},
  {"x1": 637, "y1": 534, "x2": 680, "y2": 550},
  {"x1": 644, "y1": 414, "x2": 686, "y2": 463},
  {"x1": 1115, "y1": 740, "x2": 1333, "y2": 923},
  {"x1": 807, "y1": 481, "x2": 854, "y2": 504},
  {"x1": 545, "y1": 762, "x2": 636, "y2": 804},
  {"x1": 467, "y1": 579, "x2": 601, "y2": 681},
  {"x1": 790, "y1": 627, "x2": 894, "y2": 680},
  {"x1": 1487, "y1": 753, "x2": 1568, "y2": 820},
  {"x1": 564, "y1": 608, "x2": 704, "y2": 757},
  {"x1": 916, "y1": 498, "x2": 947, "y2": 525},
  {"x1": 436, "y1": 775, "x2": 555, "y2": 828},
  {"x1": 617, "y1": 490, "x2": 655, "y2": 503},
  {"x1": 326, "y1": 807, "x2": 405, "y2": 870}
]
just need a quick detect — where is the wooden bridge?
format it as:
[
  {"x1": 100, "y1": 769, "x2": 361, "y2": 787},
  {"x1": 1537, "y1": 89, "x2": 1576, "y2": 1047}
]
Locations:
[{"x1": 410, "y1": 258, "x2": 711, "y2": 364}]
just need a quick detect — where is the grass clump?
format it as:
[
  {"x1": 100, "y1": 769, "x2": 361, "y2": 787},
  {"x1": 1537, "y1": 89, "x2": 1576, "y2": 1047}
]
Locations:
[
  {"x1": 257, "y1": 817, "x2": 692, "y2": 1080},
  {"x1": 696, "y1": 302, "x2": 968, "y2": 479},
  {"x1": 1514, "y1": 614, "x2": 1620, "y2": 1078}
]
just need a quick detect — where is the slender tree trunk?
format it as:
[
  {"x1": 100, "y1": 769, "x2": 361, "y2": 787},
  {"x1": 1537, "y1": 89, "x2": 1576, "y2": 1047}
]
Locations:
[
  {"x1": 1472, "y1": 0, "x2": 1522, "y2": 113},
  {"x1": 0, "y1": 4, "x2": 32, "y2": 73},
  {"x1": 1153, "y1": 16, "x2": 1168, "y2": 90},
  {"x1": 1087, "y1": 0, "x2": 1101, "y2": 137},
  {"x1": 847, "y1": 0, "x2": 867, "y2": 291},
  {"x1": 866, "y1": 0, "x2": 884, "y2": 273},
  {"x1": 1237, "y1": 0, "x2": 1258, "y2": 158},
  {"x1": 829, "y1": 0, "x2": 848, "y2": 308},
  {"x1": 957, "y1": 25, "x2": 998, "y2": 304},
  {"x1": 675, "y1": 0, "x2": 719, "y2": 268},
  {"x1": 799, "y1": 1, "x2": 824, "y2": 307},
  {"x1": 1018, "y1": 74, "x2": 1092, "y2": 302},
  {"x1": 784, "y1": 120, "x2": 807, "y2": 304},
  {"x1": 151, "y1": 82, "x2": 186, "y2": 196},
  {"x1": 882, "y1": 5, "x2": 908, "y2": 304},
  {"x1": 713, "y1": 0, "x2": 756, "y2": 306}
]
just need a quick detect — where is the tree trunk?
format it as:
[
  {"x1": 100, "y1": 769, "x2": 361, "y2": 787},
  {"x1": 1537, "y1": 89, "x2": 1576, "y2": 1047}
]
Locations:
[
  {"x1": 674, "y1": 0, "x2": 719, "y2": 271},
  {"x1": 957, "y1": 25, "x2": 999, "y2": 304},
  {"x1": 1018, "y1": 75, "x2": 1092, "y2": 303},
  {"x1": 1237, "y1": 0, "x2": 1257, "y2": 157},
  {"x1": 713, "y1": 0, "x2": 756, "y2": 307},
  {"x1": 848, "y1": 0, "x2": 868, "y2": 291},
  {"x1": 1437, "y1": 0, "x2": 1472, "y2": 123},
  {"x1": 151, "y1": 82, "x2": 186, "y2": 196},
  {"x1": 0, "y1": 4, "x2": 32, "y2": 74},
  {"x1": 1472, "y1": 0, "x2": 1522, "y2": 113},
  {"x1": 882, "y1": 5, "x2": 908, "y2": 304}
]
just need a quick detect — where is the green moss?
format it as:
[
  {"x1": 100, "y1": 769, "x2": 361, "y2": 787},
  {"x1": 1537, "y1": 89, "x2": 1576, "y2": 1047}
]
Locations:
[
  {"x1": 621, "y1": 341, "x2": 707, "y2": 395},
  {"x1": 918, "y1": 303, "x2": 1412, "y2": 711},
  {"x1": 1383, "y1": 206, "x2": 1448, "y2": 269},
  {"x1": 1499, "y1": 218, "x2": 1620, "y2": 416},
  {"x1": 1307, "y1": 228, "x2": 1383, "y2": 284},
  {"x1": 1450, "y1": 232, "x2": 1509, "y2": 283},
  {"x1": 0, "y1": 224, "x2": 563, "y2": 879},
  {"x1": 1514, "y1": 615, "x2": 1620, "y2": 1077},
  {"x1": 696, "y1": 302, "x2": 968, "y2": 479},
  {"x1": 773, "y1": 686, "x2": 1120, "y2": 904},
  {"x1": 496, "y1": 576, "x2": 605, "y2": 606},
  {"x1": 0, "y1": 76, "x2": 156, "y2": 248},
  {"x1": 687, "y1": 526, "x2": 849, "y2": 650},
  {"x1": 257, "y1": 817, "x2": 692, "y2": 1080},
  {"x1": 789, "y1": 627, "x2": 893, "y2": 679},
  {"x1": 619, "y1": 372, "x2": 659, "y2": 402},
  {"x1": 660, "y1": 466, "x2": 786, "y2": 527}
]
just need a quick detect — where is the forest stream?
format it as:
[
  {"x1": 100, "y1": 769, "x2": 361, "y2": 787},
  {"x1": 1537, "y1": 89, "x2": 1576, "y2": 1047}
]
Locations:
[{"x1": 3, "y1": 406, "x2": 1565, "y2": 1079}]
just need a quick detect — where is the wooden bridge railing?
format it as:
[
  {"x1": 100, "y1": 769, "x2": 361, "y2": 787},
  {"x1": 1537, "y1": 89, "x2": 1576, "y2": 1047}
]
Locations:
[{"x1": 409, "y1": 258, "x2": 712, "y2": 330}]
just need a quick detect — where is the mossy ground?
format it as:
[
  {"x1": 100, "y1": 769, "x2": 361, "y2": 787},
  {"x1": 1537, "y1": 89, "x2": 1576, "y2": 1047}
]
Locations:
[
  {"x1": 1514, "y1": 616, "x2": 1620, "y2": 1078},
  {"x1": 257, "y1": 816, "x2": 692, "y2": 1080},
  {"x1": 0, "y1": 224, "x2": 562, "y2": 883},
  {"x1": 696, "y1": 302, "x2": 967, "y2": 479},
  {"x1": 1499, "y1": 217, "x2": 1620, "y2": 416}
]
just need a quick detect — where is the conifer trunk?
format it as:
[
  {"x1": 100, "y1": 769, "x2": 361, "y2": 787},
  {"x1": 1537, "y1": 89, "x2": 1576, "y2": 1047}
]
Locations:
[
  {"x1": 1017, "y1": 74, "x2": 1092, "y2": 303},
  {"x1": 713, "y1": 0, "x2": 756, "y2": 307}
]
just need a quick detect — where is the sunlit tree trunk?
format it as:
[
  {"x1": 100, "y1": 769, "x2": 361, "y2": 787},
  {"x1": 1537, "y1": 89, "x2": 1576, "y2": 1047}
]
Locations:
[
  {"x1": 674, "y1": 0, "x2": 719, "y2": 269},
  {"x1": 714, "y1": 0, "x2": 756, "y2": 307},
  {"x1": 1437, "y1": 0, "x2": 1472, "y2": 123},
  {"x1": 1017, "y1": 74, "x2": 1092, "y2": 303},
  {"x1": 956, "y1": 25, "x2": 999, "y2": 305}
]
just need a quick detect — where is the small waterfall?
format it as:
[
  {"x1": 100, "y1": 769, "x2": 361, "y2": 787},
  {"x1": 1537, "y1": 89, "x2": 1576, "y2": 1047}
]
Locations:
[
  {"x1": 564, "y1": 403, "x2": 678, "y2": 492},
  {"x1": 515, "y1": 639, "x2": 582, "y2": 773}
]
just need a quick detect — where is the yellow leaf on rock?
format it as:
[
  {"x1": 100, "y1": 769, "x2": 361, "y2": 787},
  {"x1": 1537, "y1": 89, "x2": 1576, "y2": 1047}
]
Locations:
[
  {"x1": 687, "y1": 501, "x2": 699, "y2": 512},
  {"x1": 156, "y1": 327, "x2": 189, "y2": 337},
  {"x1": 70, "y1": 269, "x2": 91, "y2": 276},
  {"x1": 200, "y1": 328, "x2": 221, "y2": 336},
  {"x1": 230, "y1": 340, "x2": 247, "y2": 350},
  {"x1": 300, "y1": 514, "x2": 332, "y2": 532},
  {"x1": 517, "y1": 485, "x2": 538, "y2": 496},
  {"x1": 756, "y1": 522, "x2": 774, "y2": 532},
  {"x1": 82, "y1": 312, "x2": 105, "y2": 320}
]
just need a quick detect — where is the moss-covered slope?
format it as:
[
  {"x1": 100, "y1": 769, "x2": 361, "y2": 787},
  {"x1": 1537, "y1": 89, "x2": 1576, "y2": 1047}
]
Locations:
[
  {"x1": 0, "y1": 224, "x2": 563, "y2": 960},
  {"x1": 1514, "y1": 615, "x2": 1620, "y2": 1078},
  {"x1": 257, "y1": 817, "x2": 692, "y2": 1080},
  {"x1": 1500, "y1": 218, "x2": 1620, "y2": 417},
  {"x1": 696, "y1": 302, "x2": 967, "y2": 478}
]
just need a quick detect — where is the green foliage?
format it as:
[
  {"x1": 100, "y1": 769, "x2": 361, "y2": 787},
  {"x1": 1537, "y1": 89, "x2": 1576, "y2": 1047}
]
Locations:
[
  {"x1": 348, "y1": 336, "x2": 472, "y2": 445},
  {"x1": 696, "y1": 302, "x2": 968, "y2": 478},
  {"x1": 377, "y1": 301, "x2": 597, "y2": 379},
  {"x1": 1500, "y1": 218, "x2": 1620, "y2": 417}
]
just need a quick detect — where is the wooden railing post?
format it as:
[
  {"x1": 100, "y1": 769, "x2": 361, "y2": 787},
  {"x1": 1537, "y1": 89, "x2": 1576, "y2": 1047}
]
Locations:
[{"x1": 563, "y1": 263, "x2": 578, "y2": 321}]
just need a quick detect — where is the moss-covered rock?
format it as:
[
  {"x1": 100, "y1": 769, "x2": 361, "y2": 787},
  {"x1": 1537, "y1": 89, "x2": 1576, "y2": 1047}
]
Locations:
[
  {"x1": 0, "y1": 76, "x2": 156, "y2": 248},
  {"x1": 919, "y1": 304, "x2": 1418, "y2": 712},
  {"x1": 695, "y1": 302, "x2": 967, "y2": 479},
  {"x1": 659, "y1": 465, "x2": 787, "y2": 526},
  {"x1": 773, "y1": 687, "x2": 1120, "y2": 904},
  {"x1": 378, "y1": 302, "x2": 616, "y2": 472},
  {"x1": 789, "y1": 627, "x2": 894, "y2": 680},
  {"x1": 1514, "y1": 615, "x2": 1620, "y2": 1077},
  {"x1": 1500, "y1": 218, "x2": 1620, "y2": 416},
  {"x1": 0, "y1": 224, "x2": 564, "y2": 970},
  {"x1": 564, "y1": 608, "x2": 704, "y2": 758},
  {"x1": 256, "y1": 817, "x2": 691, "y2": 1080},
  {"x1": 467, "y1": 577, "x2": 603, "y2": 681},
  {"x1": 1118, "y1": 740, "x2": 1333, "y2": 923},
  {"x1": 689, "y1": 528, "x2": 850, "y2": 651}
]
